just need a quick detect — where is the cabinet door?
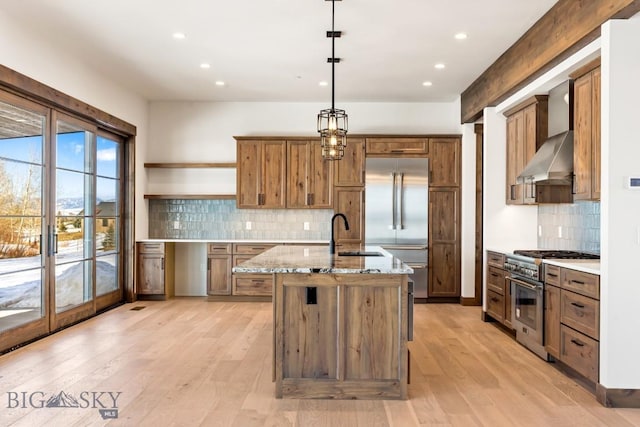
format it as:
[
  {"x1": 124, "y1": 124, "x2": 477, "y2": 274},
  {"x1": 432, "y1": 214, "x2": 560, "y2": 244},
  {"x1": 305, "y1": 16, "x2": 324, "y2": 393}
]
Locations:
[
  {"x1": 505, "y1": 112, "x2": 524, "y2": 204},
  {"x1": 428, "y1": 188, "x2": 460, "y2": 297},
  {"x1": 334, "y1": 138, "x2": 365, "y2": 186},
  {"x1": 261, "y1": 141, "x2": 286, "y2": 208},
  {"x1": 137, "y1": 254, "x2": 165, "y2": 295},
  {"x1": 591, "y1": 67, "x2": 601, "y2": 200},
  {"x1": 236, "y1": 140, "x2": 261, "y2": 208},
  {"x1": 333, "y1": 186, "x2": 364, "y2": 247},
  {"x1": 365, "y1": 137, "x2": 428, "y2": 154},
  {"x1": 286, "y1": 140, "x2": 308, "y2": 208},
  {"x1": 429, "y1": 137, "x2": 460, "y2": 187},
  {"x1": 573, "y1": 72, "x2": 593, "y2": 201},
  {"x1": 522, "y1": 104, "x2": 540, "y2": 204},
  {"x1": 207, "y1": 255, "x2": 232, "y2": 295},
  {"x1": 504, "y1": 277, "x2": 513, "y2": 329},
  {"x1": 308, "y1": 142, "x2": 333, "y2": 207},
  {"x1": 544, "y1": 284, "x2": 561, "y2": 359}
]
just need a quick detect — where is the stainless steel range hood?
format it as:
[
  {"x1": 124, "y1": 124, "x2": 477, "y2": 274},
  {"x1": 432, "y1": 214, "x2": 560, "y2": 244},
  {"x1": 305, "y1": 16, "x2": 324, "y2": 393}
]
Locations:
[{"x1": 517, "y1": 130, "x2": 573, "y2": 184}]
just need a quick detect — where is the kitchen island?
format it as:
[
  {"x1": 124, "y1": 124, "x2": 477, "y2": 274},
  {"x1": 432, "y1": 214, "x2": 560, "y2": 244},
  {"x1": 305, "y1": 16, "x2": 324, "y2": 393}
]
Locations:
[{"x1": 233, "y1": 245, "x2": 413, "y2": 400}]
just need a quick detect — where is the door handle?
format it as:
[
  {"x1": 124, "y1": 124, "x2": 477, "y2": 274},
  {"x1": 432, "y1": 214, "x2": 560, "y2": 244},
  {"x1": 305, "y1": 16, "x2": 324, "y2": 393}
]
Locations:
[
  {"x1": 397, "y1": 172, "x2": 404, "y2": 230},
  {"x1": 390, "y1": 172, "x2": 397, "y2": 230}
]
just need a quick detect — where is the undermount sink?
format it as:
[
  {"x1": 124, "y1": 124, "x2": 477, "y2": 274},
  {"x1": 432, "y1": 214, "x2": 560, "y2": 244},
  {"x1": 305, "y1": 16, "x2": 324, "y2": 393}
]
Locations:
[{"x1": 337, "y1": 251, "x2": 384, "y2": 257}]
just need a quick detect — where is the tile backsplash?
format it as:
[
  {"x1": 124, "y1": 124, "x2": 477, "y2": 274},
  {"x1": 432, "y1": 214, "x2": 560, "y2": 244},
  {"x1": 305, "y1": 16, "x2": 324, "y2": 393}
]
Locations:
[
  {"x1": 537, "y1": 201, "x2": 600, "y2": 253},
  {"x1": 148, "y1": 199, "x2": 333, "y2": 240}
]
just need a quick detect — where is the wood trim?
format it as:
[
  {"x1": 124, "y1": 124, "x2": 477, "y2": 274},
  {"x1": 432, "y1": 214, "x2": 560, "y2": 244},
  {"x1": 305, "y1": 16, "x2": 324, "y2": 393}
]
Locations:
[
  {"x1": 460, "y1": 0, "x2": 640, "y2": 123},
  {"x1": 144, "y1": 162, "x2": 236, "y2": 168},
  {"x1": 0, "y1": 64, "x2": 136, "y2": 136},
  {"x1": 460, "y1": 297, "x2": 480, "y2": 306},
  {"x1": 503, "y1": 95, "x2": 549, "y2": 117},
  {"x1": 144, "y1": 194, "x2": 236, "y2": 200},
  {"x1": 569, "y1": 58, "x2": 602, "y2": 79},
  {"x1": 596, "y1": 384, "x2": 640, "y2": 408},
  {"x1": 234, "y1": 134, "x2": 463, "y2": 140}
]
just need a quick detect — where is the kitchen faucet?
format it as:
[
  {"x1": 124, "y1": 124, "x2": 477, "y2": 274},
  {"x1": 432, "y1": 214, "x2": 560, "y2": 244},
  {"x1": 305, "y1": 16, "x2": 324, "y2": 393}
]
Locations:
[{"x1": 329, "y1": 213, "x2": 350, "y2": 255}]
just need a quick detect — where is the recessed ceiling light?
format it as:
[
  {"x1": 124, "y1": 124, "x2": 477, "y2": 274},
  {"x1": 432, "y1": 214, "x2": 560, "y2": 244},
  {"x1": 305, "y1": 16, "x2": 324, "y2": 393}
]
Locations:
[
  {"x1": 422, "y1": 81, "x2": 433, "y2": 87},
  {"x1": 172, "y1": 32, "x2": 186, "y2": 40},
  {"x1": 215, "y1": 81, "x2": 225, "y2": 86},
  {"x1": 435, "y1": 63, "x2": 445, "y2": 70},
  {"x1": 319, "y1": 81, "x2": 329, "y2": 87},
  {"x1": 454, "y1": 32, "x2": 468, "y2": 40},
  {"x1": 200, "y1": 63, "x2": 211, "y2": 69}
]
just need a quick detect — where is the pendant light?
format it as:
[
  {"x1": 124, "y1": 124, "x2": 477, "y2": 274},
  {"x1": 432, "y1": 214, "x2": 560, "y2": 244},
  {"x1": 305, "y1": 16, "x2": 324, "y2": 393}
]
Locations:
[{"x1": 317, "y1": 0, "x2": 348, "y2": 161}]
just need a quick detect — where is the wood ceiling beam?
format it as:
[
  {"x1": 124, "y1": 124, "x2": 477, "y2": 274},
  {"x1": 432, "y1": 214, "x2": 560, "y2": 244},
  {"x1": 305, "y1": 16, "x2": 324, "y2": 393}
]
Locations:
[{"x1": 460, "y1": 0, "x2": 640, "y2": 124}]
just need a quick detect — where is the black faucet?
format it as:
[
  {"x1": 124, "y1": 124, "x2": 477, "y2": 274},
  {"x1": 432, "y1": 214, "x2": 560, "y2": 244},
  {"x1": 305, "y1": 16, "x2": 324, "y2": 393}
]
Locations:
[{"x1": 329, "y1": 213, "x2": 350, "y2": 255}]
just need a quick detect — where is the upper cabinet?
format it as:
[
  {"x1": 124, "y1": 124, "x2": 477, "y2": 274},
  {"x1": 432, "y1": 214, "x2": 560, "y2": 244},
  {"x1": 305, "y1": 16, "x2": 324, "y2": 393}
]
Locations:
[
  {"x1": 365, "y1": 137, "x2": 428, "y2": 155},
  {"x1": 286, "y1": 139, "x2": 333, "y2": 208},
  {"x1": 429, "y1": 137, "x2": 461, "y2": 187},
  {"x1": 334, "y1": 138, "x2": 365, "y2": 187},
  {"x1": 504, "y1": 95, "x2": 548, "y2": 205},
  {"x1": 573, "y1": 63, "x2": 601, "y2": 201},
  {"x1": 236, "y1": 139, "x2": 286, "y2": 208}
]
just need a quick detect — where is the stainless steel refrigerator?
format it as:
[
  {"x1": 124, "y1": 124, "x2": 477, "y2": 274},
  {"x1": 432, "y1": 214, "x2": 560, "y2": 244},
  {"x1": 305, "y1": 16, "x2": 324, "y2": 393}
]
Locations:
[{"x1": 365, "y1": 158, "x2": 429, "y2": 298}]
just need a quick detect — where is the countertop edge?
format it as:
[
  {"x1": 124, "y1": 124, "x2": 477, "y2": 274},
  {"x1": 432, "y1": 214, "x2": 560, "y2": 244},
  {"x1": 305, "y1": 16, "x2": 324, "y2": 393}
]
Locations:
[{"x1": 543, "y1": 259, "x2": 601, "y2": 275}]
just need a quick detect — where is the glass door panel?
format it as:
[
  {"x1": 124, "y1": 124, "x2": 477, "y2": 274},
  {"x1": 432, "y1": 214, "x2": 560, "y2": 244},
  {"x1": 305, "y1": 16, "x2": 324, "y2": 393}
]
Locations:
[
  {"x1": 0, "y1": 95, "x2": 48, "y2": 345},
  {"x1": 52, "y1": 115, "x2": 96, "y2": 325}
]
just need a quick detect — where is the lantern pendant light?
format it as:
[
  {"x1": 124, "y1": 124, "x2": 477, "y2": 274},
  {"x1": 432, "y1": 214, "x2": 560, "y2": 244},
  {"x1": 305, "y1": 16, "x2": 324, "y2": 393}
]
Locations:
[{"x1": 317, "y1": 0, "x2": 348, "y2": 160}]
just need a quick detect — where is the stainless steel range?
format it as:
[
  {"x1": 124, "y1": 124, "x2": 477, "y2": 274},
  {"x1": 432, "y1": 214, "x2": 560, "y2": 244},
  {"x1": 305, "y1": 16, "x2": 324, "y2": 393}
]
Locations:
[{"x1": 504, "y1": 250, "x2": 600, "y2": 360}]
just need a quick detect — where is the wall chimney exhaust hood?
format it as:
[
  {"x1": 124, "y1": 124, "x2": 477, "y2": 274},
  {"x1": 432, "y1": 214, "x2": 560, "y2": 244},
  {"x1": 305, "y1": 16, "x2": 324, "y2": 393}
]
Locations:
[{"x1": 517, "y1": 130, "x2": 573, "y2": 184}]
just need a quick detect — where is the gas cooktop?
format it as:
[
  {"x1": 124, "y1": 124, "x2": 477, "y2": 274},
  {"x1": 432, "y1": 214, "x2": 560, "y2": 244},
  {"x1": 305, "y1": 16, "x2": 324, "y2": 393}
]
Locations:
[{"x1": 513, "y1": 250, "x2": 600, "y2": 260}]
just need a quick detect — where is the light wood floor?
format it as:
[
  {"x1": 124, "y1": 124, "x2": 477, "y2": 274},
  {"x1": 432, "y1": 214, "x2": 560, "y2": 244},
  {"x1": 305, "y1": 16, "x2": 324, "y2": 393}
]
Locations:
[{"x1": 1, "y1": 299, "x2": 639, "y2": 426}]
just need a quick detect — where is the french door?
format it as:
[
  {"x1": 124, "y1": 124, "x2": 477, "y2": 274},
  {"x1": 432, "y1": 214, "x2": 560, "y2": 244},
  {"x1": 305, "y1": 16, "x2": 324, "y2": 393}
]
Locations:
[{"x1": 0, "y1": 94, "x2": 124, "y2": 350}]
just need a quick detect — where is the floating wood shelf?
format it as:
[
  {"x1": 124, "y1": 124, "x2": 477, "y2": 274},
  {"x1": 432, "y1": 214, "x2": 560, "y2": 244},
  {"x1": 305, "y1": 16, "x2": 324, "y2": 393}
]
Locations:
[
  {"x1": 144, "y1": 162, "x2": 237, "y2": 168},
  {"x1": 144, "y1": 194, "x2": 236, "y2": 200}
]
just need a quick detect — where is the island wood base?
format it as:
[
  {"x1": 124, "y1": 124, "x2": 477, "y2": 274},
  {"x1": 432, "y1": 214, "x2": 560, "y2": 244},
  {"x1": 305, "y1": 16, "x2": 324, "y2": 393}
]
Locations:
[{"x1": 273, "y1": 273, "x2": 409, "y2": 400}]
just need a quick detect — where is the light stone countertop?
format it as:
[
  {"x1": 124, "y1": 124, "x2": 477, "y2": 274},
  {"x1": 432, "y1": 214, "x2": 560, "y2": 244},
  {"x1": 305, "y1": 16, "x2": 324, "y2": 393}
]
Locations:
[
  {"x1": 232, "y1": 245, "x2": 414, "y2": 275},
  {"x1": 137, "y1": 239, "x2": 327, "y2": 244},
  {"x1": 543, "y1": 259, "x2": 600, "y2": 275}
]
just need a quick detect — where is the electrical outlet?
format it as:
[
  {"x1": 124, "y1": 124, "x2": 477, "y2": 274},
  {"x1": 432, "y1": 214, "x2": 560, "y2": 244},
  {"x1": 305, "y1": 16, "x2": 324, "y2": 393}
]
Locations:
[
  {"x1": 303, "y1": 222, "x2": 310, "y2": 231},
  {"x1": 538, "y1": 225, "x2": 542, "y2": 237},
  {"x1": 557, "y1": 225, "x2": 562, "y2": 238},
  {"x1": 173, "y1": 221, "x2": 180, "y2": 229},
  {"x1": 245, "y1": 221, "x2": 252, "y2": 230}
]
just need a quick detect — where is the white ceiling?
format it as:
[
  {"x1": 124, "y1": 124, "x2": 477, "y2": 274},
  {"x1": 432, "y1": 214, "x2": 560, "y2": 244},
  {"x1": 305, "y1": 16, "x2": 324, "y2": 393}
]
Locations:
[{"x1": 2, "y1": 0, "x2": 559, "y2": 103}]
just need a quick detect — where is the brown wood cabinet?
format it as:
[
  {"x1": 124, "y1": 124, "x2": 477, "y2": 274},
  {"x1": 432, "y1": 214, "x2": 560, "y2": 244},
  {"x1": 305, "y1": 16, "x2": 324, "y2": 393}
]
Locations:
[
  {"x1": 505, "y1": 96, "x2": 548, "y2": 205},
  {"x1": 485, "y1": 251, "x2": 512, "y2": 328},
  {"x1": 365, "y1": 137, "x2": 428, "y2": 155},
  {"x1": 428, "y1": 188, "x2": 460, "y2": 297},
  {"x1": 334, "y1": 138, "x2": 365, "y2": 186},
  {"x1": 573, "y1": 65, "x2": 601, "y2": 201},
  {"x1": 136, "y1": 242, "x2": 175, "y2": 299},
  {"x1": 332, "y1": 186, "x2": 365, "y2": 249},
  {"x1": 544, "y1": 263, "x2": 600, "y2": 382},
  {"x1": 231, "y1": 243, "x2": 276, "y2": 297},
  {"x1": 544, "y1": 265, "x2": 562, "y2": 359},
  {"x1": 207, "y1": 244, "x2": 232, "y2": 296},
  {"x1": 236, "y1": 139, "x2": 286, "y2": 208},
  {"x1": 286, "y1": 140, "x2": 333, "y2": 208},
  {"x1": 429, "y1": 137, "x2": 461, "y2": 187}
]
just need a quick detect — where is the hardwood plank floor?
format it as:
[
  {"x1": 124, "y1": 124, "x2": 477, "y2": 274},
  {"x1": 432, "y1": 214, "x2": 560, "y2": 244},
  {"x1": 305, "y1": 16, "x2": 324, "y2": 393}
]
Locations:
[{"x1": 1, "y1": 299, "x2": 639, "y2": 426}]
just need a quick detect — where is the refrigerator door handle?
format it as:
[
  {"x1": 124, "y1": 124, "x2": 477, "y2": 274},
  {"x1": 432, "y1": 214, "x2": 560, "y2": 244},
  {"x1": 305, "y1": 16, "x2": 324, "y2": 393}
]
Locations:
[
  {"x1": 390, "y1": 172, "x2": 396, "y2": 230},
  {"x1": 397, "y1": 172, "x2": 404, "y2": 230}
]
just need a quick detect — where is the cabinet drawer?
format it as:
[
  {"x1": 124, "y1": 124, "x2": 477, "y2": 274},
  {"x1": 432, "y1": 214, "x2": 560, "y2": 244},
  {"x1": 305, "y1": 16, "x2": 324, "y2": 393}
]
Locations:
[
  {"x1": 208, "y1": 243, "x2": 232, "y2": 255},
  {"x1": 486, "y1": 251, "x2": 505, "y2": 268},
  {"x1": 233, "y1": 243, "x2": 276, "y2": 255},
  {"x1": 561, "y1": 290, "x2": 599, "y2": 339},
  {"x1": 365, "y1": 138, "x2": 428, "y2": 154},
  {"x1": 137, "y1": 242, "x2": 164, "y2": 253},
  {"x1": 561, "y1": 269, "x2": 599, "y2": 299},
  {"x1": 486, "y1": 290, "x2": 504, "y2": 322},
  {"x1": 560, "y1": 325, "x2": 599, "y2": 382},
  {"x1": 487, "y1": 266, "x2": 505, "y2": 295},
  {"x1": 545, "y1": 264, "x2": 561, "y2": 286},
  {"x1": 233, "y1": 276, "x2": 272, "y2": 296}
]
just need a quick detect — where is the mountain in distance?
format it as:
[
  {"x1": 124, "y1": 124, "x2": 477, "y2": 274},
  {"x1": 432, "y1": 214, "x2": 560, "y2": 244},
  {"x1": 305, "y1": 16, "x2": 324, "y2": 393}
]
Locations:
[{"x1": 45, "y1": 391, "x2": 80, "y2": 408}]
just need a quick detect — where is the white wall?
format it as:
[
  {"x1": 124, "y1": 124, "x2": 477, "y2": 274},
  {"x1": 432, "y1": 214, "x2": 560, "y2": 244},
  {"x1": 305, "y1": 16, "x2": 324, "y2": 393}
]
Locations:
[
  {"x1": 599, "y1": 18, "x2": 640, "y2": 389},
  {"x1": 482, "y1": 108, "x2": 538, "y2": 308},
  {"x1": 461, "y1": 123, "x2": 477, "y2": 298},
  {"x1": 0, "y1": 10, "x2": 150, "y2": 240}
]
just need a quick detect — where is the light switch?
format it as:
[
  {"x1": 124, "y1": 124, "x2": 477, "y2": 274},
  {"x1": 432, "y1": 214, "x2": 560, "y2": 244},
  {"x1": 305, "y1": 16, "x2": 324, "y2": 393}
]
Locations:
[
  {"x1": 303, "y1": 222, "x2": 310, "y2": 230},
  {"x1": 245, "y1": 221, "x2": 252, "y2": 230},
  {"x1": 557, "y1": 226, "x2": 562, "y2": 238}
]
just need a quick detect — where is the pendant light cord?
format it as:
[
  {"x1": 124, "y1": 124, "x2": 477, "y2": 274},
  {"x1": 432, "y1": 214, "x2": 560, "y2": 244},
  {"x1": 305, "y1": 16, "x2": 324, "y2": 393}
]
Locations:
[{"x1": 331, "y1": 0, "x2": 335, "y2": 111}]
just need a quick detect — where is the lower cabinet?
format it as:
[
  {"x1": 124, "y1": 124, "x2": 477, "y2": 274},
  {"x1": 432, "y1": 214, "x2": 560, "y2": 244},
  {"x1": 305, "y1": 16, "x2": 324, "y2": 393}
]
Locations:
[
  {"x1": 136, "y1": 242, "x2": 175, "y2": 299},
  {"x1": 484, "y1": 251, "x2": 512, "y2": 328},
  {"x1": 207, "y1": 244, "x2": 232, "y2": 295},
  {"x1": 544, "y1": 264, "x2": 600, "y2": 382},
  {"x1": 231, "y1": 243, "x2": 276, "y2": 297}
]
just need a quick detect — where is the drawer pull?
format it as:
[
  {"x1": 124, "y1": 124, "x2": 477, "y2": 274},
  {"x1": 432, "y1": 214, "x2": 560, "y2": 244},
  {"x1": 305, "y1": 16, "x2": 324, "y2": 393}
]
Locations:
[
  {"x1": 491, "y1": 273, "x2": 499, "y2": 277},
  {"x1": 570, "y1": 339, "x2": 585, "y2": 347},
  {"x1": 252, "y1": 280, "x2": 265, "y2": 284},
  {"x1": 490, "y1": 297, "x2": 499, "y2": 303},
  {"x1": 547, "y1": 273, "x2": 558, "y2": 278},
  {"x1": 570, "y1": 280, "x2": 585, "y2": 285},
  {"x1": 251, "y1": 247, "x2": 265, "y2": 251},
  {"x1": 570, "y1": 302, "x2": 585, "y2": 309}
]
